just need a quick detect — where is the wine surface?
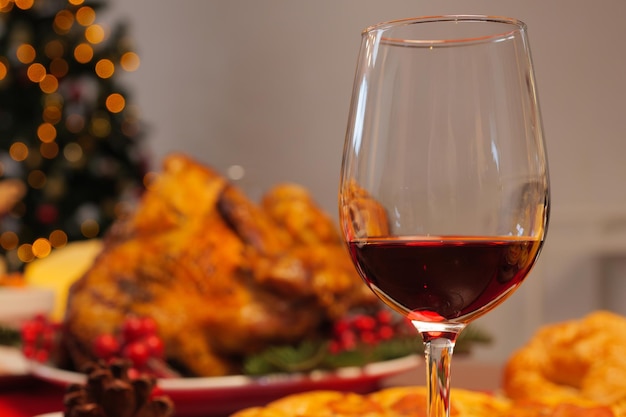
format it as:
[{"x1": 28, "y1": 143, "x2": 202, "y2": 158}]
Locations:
[{"x1": 348, "y1": 237, "x2": 542, "y2": 323}]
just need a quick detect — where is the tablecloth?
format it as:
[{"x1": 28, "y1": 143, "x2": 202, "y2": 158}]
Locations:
[{"x1": 0, "y1": 376, "x2": 64, "y2": 417}]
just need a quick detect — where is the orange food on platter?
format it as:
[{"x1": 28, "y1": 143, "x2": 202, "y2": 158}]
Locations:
[
  {"x1": 230, "y1": 386, "x2": 616, "y2": 417},
  {"x1": 503, "y1": 310, "x2": 626, "y2": 413}
]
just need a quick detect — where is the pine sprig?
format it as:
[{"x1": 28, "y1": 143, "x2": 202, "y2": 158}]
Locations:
[
  {"x1": 323, "y1": 336, "x2": 419, "y2": 370},
  {"x1": 0, "y1": 325, "x2": 21, "y2": 347},
  {"x1": 243, "y1": 340, "x2": 329, "y2": 375},
  {"x1": 242, "y1": 323, "x2": 491, "y2": 376}
]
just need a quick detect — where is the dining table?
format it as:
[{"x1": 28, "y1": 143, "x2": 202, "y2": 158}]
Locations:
[{"x1": 0, "y1": 356, "x2": 502, "y2": 417}]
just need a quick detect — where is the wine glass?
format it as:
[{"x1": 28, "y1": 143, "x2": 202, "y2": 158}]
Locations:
[{"x1": 339, "y1": 15, "x2": 549, "y2": 417}]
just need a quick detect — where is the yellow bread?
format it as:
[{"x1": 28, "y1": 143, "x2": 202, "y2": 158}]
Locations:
[{"x1": 24, "y1": 239, "x2": 103, "y2": 321}]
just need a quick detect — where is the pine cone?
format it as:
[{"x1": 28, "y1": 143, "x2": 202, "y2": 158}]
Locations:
[{"x1": 63, "y1": 359, "x2": 174, "y2": 417}]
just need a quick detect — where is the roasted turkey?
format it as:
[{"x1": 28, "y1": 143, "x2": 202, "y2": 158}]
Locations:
[{"x1": 62, "y1": 154, "x2": 377, "y2": 376}]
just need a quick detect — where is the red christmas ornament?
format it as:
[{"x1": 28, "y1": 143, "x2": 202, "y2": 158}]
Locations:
[{"x1": 36, "y1": 204, "x2": 59, "y2": 225}]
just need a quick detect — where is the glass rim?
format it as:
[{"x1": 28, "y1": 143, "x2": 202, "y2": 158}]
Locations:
[{"x1": 362, "y1": 15, "x2": 527, "y2": 46}]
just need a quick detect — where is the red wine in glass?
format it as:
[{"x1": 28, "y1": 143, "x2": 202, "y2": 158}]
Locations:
[{"x1": 348, "y1": 236, "x2": 543, "y2": 324}]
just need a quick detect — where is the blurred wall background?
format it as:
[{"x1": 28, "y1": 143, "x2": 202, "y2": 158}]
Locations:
[{"x1": 107, "y1": 0, "x2": 626, "y2": 362}]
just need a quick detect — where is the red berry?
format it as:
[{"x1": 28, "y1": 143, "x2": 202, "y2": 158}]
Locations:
[
  {"x1": 122, "y1": 316, "x2": 144, "y2": 342},
  {"x1": 93, "y1": 334, "x2": 120, "y2": 359},
  {"x1": 353, "y1": 315, "x2": 376, "y2": 331},
  {"x1": 376, "y1": 310, "x2": 393, "y2": 324},
  {"x1": 21, "y1": 320, "x2": 43, "y2": 344},
  {"x1": 21, "y1": 329, "x2": 38, "y2": 345},
  {"x1": 139, "y1": 317, "x2": 158, "y2": 336},
  {"x1": 329, "y1": 340, "x2": 342, "y2": 354},
  {"x1": 33, "y1": 314, "x2": 47, "y2": 323},
  {"x1": 378, "y1": 325, "x2": 395, "y2": 340},
  {"x1": 333, "y1": 319, "x2": 350, "y2": 336},
  {"x1": 123, "y1": 341, "x2": 150, "y2": 368},
  {"x1": 41, "y1": 329, "x2": 56, "y2": 350},
  {"x1": 22, "y1": 345, "x2": 35, "y2": 359},
  {"x1": 339, "y1": 331, "x2": 357, "y2": 351},
  {"x1": 143, "y1": 334, "x2": 164, "y2": 358},
  {"x1": 360, "y1": 330, "x2": 378, "y2": 345},
  {"x1": 127, "y1": 367, "x2": 141, "y2": 380},
  {"x1": 150, "y1": 386, "x2": 165, "y2": 399},
  {"x1": 122, "y1": 316, "x2": 159, "y2": 342},
  {"x1": 34, "y1": 349, "x2": 49, "y2": 363}
]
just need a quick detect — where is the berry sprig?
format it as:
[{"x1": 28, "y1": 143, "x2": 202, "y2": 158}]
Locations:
[
  {"x1": 244, "y1": 309, "x2": 418, "y2": 375},
  {"x1": 329, "y1": 309, "x2": 412, "y2": 354},
  {"x1": 92, "y1": 315, "x2": 178, "y2": 379},
  {"x1": 21, "y1": 314, "x2": 59, "y2": 363}
]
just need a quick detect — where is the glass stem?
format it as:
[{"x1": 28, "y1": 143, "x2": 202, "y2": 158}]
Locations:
[{"x1": 421, "y1": 330, "x2": 463, "y2": 417}]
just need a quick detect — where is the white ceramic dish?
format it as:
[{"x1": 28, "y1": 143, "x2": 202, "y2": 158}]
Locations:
[
  {"x1": 0, "y1": 346, "x2": 31, "y2": 388},
  {"x1": 0, "y1": 287, "x2": 54, "y2": 328},
  {"x1": 30, "y1": 354, "x2": 420, "y2": 417}
]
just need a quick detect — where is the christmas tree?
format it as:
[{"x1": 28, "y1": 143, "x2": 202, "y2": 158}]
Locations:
[{"x1": 0, "y1": 0, "x2": 147, "y2": 271}]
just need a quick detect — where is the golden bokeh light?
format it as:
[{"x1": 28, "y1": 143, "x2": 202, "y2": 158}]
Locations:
[
  {"x1": 0, "y1": 61, "x2": 7, "y2": 81},
  {"x1": 75, "y1": 6, "x2": 95, "y2": 26},
  {"x1": 14, "y1": 0, "x2": 34, "y2": 10},
  {"x1": 80, "y1": 219, "x2": 99, "y2": 238},
  {"x1": 0, "y1": 231, "x2": 19, "y2": 250},
  {"x1": 85, "y1": 24, "x2": 105, "y2": 44},
  {"x1": 43, "y1": 106, "x2": 63, "y2": 124},
  {"x1": 68, "y1": 0, "x2": 84, "y2": 5},
  {"x1": 17, "y1": 244, "x2": 35, "y2": 263},
  {"x1": 95, "y1": 59, "x2": 114, "y2": 78},
  {"x1": 0, "y1": 0, "x2": 12, "y2": 10},
  {"x1": 26, "y1": 63, "x2": 46, "y2": 82},
  {"x1": 49, "y1": 230, "x2": 68, "y2": 248},
  {"x1": 65, "y1": 113, "x2": 85, "y2": 133},
  {"x1": 16, "y1": 44, "x2": 36, "y2": 64},
  {"x1": 32, "y1": 238, "x2": 52, "y2": 258},
  {"x1": 45, "y1": 40, "x2": 65, "y2": 59},
  {"x1": 50, "y1": 58, "x2": 69, "y2": 78},
  {"x1": 27, "y1": 170, "x2": 47, "y2": 189},
  {"x1": 40, "y1": 142, "x2": 59, "y2": 159},
  {"x1": 9, "y1": 142, "x2": 28, "y2": 161},
  {"x1": 37, "y1": 122, "x2": 57, "y2": 143},
  {"x1": 39, "y1": 74, "x2": 59, "y2": 93},
  {"x1": 44, "y1": 93, "x2": 63, "y2": 108},
  {"x1": 105, "y1": 93, "x2": 125, "y2": 113},
  {"x1": 120, "y1": 52, "x2": 140, "y2": 72},
  {"x1": 43, "y1": 177, "x2": 65, "y2": 200},
  {"x1": 63, "y1": 142, "x2": 83, "y2": 162},
  {"x1": 74, "y1": 43, "x2": 93, "y2": 64},
  {"x1": 90, "y1": 115, "x2": 111, "y2": 138},
  {"x1": 54, "y1": 10, "x2": 74, "y2": 34}
]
